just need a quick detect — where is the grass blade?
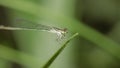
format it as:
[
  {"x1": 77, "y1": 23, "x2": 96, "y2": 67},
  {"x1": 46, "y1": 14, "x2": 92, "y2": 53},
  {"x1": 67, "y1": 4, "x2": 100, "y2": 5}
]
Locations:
[{"x1": 42, "y1": 33, "x2": 78, "y2": 68}]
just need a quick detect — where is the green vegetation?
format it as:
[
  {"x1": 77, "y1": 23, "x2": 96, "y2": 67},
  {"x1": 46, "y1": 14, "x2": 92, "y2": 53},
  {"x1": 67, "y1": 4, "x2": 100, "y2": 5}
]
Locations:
[{"x1": 0, "y1": 0, "x2": 120, "y2": 68}]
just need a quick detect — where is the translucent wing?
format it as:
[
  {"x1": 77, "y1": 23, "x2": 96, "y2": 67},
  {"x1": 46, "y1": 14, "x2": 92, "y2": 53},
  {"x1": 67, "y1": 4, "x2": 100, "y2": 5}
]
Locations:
[{"x1": 13, "y1": 19, "x2": 53, "y2": 31}]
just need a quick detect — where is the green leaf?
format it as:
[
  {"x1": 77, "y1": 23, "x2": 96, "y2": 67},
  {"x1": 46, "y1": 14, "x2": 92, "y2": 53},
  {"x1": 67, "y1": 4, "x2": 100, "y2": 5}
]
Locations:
[{"x1": 42, "y1": 33, "x2": 78, "y2": 68}]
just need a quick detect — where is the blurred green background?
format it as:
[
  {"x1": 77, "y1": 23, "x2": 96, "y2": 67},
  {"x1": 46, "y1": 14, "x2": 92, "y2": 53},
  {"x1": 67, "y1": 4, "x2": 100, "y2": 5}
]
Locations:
[{"x1": 0, "y1": 0, "x2": 120, "y2": 68}]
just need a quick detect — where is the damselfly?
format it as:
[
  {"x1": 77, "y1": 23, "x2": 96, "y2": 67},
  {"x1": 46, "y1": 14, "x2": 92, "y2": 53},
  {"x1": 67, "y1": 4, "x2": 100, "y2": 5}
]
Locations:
[{"x1": 0, "y1": 19, "x2": 67, "y2": 40}]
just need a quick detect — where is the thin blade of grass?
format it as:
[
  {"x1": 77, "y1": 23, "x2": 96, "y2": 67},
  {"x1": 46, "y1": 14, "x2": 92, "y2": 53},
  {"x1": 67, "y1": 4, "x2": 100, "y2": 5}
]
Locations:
[{"x1": 42, "y1": 33, "x2": 78, "y2": 68}]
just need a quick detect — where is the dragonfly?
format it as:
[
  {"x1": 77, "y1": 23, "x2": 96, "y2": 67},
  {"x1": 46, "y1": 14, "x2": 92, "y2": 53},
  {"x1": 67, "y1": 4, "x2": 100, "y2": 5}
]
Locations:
[{"x1": 0, "y1": 19, "x2": 67, "y2": 40}]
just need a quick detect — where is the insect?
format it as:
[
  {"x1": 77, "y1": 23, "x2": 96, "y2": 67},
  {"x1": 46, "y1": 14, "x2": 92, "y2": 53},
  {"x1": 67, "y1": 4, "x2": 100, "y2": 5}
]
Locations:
[{"x1": 0, "y1": 19, "x2": 67, "y2": 40}]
